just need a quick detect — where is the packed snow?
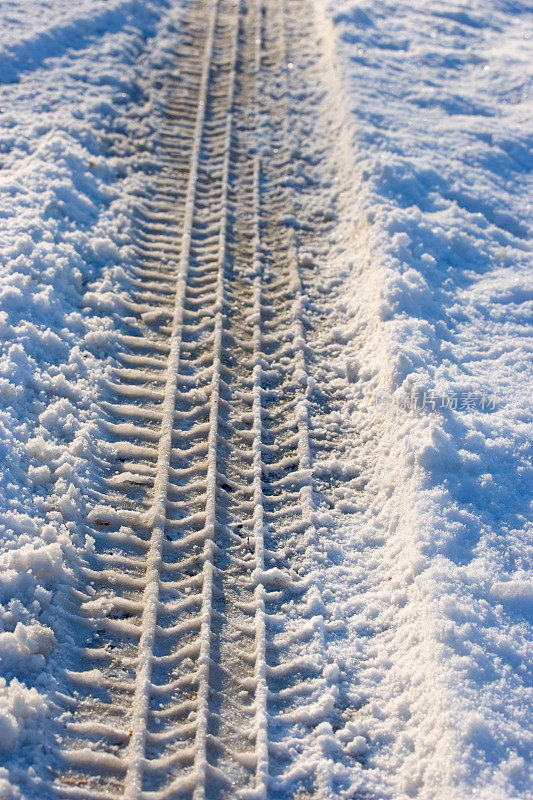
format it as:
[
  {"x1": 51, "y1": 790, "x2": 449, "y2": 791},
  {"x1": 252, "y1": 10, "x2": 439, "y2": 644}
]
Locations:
[{"x1": 0, "y1": 0, "x2": 531, "y2": 797}]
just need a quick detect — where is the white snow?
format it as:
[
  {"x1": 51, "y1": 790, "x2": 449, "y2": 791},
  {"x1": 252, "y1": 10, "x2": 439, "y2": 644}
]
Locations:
[
  {"x1": 0, "y1": 0, "x2": 179, "y2": 790},
  {"x1": 302, "y1": 0, "x2": 532, "y2": 797},
  {"x1": 0, "y1": 0, "x2": 530, "y2": 797},
  {"x1": 0, "y1": 678, "x2": 47, "y2": 753}
]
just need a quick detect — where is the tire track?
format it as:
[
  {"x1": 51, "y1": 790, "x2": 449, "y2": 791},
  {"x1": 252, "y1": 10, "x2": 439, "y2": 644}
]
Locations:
[
  {"x1": 123, "y1": 0, "x2": 223, "y2": 795},
  {"x1": 56, "y1": 0, "x2": 243, "y2": 796},
  {"x1": 51, "y1": 0, "x2": 346, "y2": 797},
  {"x1": 254, "y1": 1, "x2": 338, "y2": 796},
  {"x1": 54, "y1": 0, "x2": 269, "y2": 797}
]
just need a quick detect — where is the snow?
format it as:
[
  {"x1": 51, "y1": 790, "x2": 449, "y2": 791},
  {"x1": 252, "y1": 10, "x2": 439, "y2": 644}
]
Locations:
[
  {"x1": 0, "y1": 678, "x2": 47, "y2": 753},
  {"x1": 0, "y1": 0, "x2": 530, "y2": 797},
  {"x1": 0, "y1": 0, "x2": 177, "y2": 790},
  {"x1": 305, "y1": 0, "x2": 532, "y2": 796}
]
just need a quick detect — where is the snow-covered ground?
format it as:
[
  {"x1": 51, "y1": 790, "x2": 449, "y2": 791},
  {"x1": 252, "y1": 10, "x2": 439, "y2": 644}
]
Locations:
[
  {"x1": 0, "y1": 0, "x2": 177, "y2": 787},
  {"x1": 0, "y1": 0, "x2": 531, "y2": 797},
  {"x1": 308, "y1": 0, "x2": 533, "y2": 796}
]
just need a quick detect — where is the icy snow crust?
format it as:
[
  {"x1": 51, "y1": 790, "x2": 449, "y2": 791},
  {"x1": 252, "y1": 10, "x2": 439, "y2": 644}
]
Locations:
[{"x1": 0, "y1": 0, "x2": 530, "y2": 797}]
